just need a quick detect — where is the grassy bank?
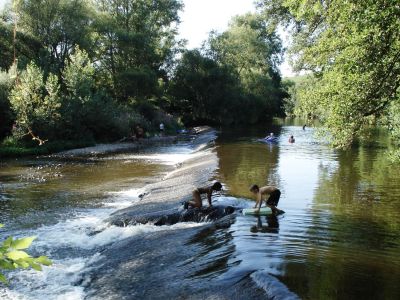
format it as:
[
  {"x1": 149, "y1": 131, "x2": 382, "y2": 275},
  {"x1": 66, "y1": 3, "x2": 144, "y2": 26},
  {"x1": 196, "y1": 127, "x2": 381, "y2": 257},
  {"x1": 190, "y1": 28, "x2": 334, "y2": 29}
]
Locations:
[{"x1": 0, "y1": 139, "x2": 95, "y2": 158}]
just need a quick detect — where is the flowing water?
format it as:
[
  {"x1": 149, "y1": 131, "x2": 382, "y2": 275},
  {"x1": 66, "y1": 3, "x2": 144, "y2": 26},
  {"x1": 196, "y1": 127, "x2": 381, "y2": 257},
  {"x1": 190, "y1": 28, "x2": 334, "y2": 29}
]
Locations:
[{"x1": 1, "y1": 120, "x2": 400, "y2": 299}]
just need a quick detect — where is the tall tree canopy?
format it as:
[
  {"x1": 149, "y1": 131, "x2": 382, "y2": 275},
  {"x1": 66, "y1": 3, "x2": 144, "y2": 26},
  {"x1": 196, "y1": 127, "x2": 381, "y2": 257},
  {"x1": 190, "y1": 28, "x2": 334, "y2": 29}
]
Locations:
[
  {"x1": 259, "y1": 0, "x2": 400, "y2": 149},
  {"x1": 207, "y1": 13, "x2": 284, "y2": 116},
  {"x1": 16, "y1": 0, "x2": 94, "y2": 73},
  {"x1": 169, "y1": 12, "x2": 286, "y2": 125},
  {"x1": 94, "y1": 0, "x2": 183, "y2": 100}
]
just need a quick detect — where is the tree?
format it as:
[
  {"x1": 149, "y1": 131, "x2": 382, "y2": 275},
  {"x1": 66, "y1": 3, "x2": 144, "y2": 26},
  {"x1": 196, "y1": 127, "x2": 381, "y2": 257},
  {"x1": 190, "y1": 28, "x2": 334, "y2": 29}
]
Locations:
[
  {"x1": 205, "y1": 13, "x2": 285, "y2": 118},
  {"x1": 0, "y1": 67, "x2": 16, "y2": 139},
  {"x1": 169, "y1": 50, "x2": 241, "y2": 125},
  {"x1": 9, "y1": 62, "x2": 61, "y2": 144},
  {"x1": 0, "y1": 8, "x2": 43, "y2": 71},
  {"x1": 259, "y1": 0, "x2": 400, "y2": 149},
  {"x1": 94, "y1": 0, "x2": 183, "y2": 101},
  {"x1": 16, "y1": 0, "x2": 94, "y2": 73}
]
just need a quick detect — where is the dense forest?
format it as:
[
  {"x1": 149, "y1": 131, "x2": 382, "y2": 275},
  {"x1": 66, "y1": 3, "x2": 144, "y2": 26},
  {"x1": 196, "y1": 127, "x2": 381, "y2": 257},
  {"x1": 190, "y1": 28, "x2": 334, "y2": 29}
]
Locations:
[
  {"x1": 0, "y1": 0, "x2": 286, "y2": 155},
  {"x1": 0, "y1": 0, "x2": 399, "y2": 160}
]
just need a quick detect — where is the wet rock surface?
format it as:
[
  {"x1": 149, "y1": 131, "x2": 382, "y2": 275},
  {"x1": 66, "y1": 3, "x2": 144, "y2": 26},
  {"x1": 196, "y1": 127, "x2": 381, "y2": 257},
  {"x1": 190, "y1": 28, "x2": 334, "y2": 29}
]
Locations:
[
  {"x1": 108, "y1": 127, "x2": 219, "y2": 216},
  {"x1": 110, "y1": 205, "x2": 236, "y2": 226},
  {"x1": 85, "y1": 223, "x2": 267, "y2": 300}
]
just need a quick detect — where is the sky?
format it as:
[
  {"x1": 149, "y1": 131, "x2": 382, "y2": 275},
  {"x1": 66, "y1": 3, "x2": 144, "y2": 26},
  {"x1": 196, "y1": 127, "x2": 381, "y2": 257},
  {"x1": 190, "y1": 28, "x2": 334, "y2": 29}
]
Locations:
[
  {"x1": 178, "y1": 0, "x2": 294, "y2": 77},
  {"x1": 0, "y1": 0, "x2": 295, "y2": 77}
]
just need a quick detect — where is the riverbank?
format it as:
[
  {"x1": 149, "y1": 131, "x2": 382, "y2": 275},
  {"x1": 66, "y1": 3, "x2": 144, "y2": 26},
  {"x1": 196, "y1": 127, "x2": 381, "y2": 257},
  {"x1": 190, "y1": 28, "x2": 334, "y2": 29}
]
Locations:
[
  {"x1": 0, "y1": 140, "x2": 95, "y2": 158},
  {"x1": 0, "y1": 131, "x2": 190, "y2": 159}
]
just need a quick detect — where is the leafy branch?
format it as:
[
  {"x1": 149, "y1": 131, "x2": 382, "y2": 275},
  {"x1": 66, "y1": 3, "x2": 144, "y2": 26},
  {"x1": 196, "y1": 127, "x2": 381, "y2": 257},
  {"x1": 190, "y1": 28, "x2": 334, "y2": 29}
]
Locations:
[{"x1": 0, "y1": 224, "x2": 52, "y2": 284}]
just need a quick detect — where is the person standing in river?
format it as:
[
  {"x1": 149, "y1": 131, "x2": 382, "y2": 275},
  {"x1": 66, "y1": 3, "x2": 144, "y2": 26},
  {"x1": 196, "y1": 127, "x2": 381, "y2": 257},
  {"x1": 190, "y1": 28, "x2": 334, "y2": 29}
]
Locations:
[
  {"x1": 184, "y1": 182, "x2": 223, "y2": 209},
  {"x1": 250, "y1": 184, "x2": 283, "y2": 215}
]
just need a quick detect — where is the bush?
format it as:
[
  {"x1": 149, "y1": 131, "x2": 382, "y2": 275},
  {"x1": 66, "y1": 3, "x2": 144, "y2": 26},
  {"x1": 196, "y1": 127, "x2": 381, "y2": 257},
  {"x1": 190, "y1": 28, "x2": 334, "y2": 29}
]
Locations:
[
  {"x1": 0, "y1": 224, "x2": 52, "y2": 284},
  {"x1": 9, "y1": 62, "x2": 61, "y2": 142}
]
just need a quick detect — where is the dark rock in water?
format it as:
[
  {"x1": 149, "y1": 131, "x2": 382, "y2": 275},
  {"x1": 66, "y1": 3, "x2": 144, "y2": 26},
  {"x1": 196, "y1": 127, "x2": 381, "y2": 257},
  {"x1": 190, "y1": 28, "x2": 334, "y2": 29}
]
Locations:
[{"x1": 110, "y1": 205, "x2": 236, "y2": 227}]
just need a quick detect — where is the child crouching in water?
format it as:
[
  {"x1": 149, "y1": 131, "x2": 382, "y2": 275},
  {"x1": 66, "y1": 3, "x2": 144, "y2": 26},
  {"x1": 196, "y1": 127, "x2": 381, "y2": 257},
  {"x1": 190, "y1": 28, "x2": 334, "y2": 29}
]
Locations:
[
  {"x1": 250, "y1": 184, "x2": 283, "y2": 215},
  {"x1": 184, "y1": 182, "x2": 223, "y2": 209}
]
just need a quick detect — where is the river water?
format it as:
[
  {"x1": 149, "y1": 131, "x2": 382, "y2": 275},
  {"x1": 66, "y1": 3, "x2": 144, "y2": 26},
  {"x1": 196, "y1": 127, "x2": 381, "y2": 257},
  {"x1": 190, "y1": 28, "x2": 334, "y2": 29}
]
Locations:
[{"x1": 1, "y1": 120, "x2": 399, "y2": 299}]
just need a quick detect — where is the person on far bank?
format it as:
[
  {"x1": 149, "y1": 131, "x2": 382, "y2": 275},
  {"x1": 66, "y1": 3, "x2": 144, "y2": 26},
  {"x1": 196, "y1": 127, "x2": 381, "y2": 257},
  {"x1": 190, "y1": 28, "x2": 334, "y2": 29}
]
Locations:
[
  {"x1": 159, "y1": 122, "x2": 165, "y2": 136},
  {"x1": 250, "y1": 184, "x2": 283, "y2": 215},
  {"x1": 184, "y1": 182, "x2": 223, "y2": 209},
  {"x1": 135, "y1": 125, "x2": 144, "y2": 139},
  {"x1": 288, "y1": 135, "x2": 295, "y2": 143}
]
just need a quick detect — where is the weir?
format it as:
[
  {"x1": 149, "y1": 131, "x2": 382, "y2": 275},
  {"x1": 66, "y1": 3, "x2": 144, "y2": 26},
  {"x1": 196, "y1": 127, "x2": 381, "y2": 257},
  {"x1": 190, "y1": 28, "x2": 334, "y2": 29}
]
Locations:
[
  {"x1": 110, "y1": 205, "x2": 236, "y2": 226},
  {"x1": 84, "y1": 127, "x2": 297, "y2": 300}
]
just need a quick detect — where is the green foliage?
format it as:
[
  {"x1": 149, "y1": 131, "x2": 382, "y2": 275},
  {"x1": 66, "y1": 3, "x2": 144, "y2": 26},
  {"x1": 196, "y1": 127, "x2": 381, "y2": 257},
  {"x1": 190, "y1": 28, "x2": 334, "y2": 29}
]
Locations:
[
  {"x1": 1, "y1": 1, "x2": 290, "y2": 154},
  {"x1": 281, "y1": 79, "x2": 296, "y2": 116},
  {"x1": 206, "y1": 13, "x2": 285, "y2": 118},
  {"x1": 381, "y1": 96, "x2": 400, "y2": 161},
  {"x1": 10, "y1": 62, "x2": 62, "y2": 140},
  {"x1": 0, "y1": 138, "x2": 94, "y2": 158},
  {"x1": 0, "y1": 226, "x2": 52, "y2": 284},
  {"x1": 169, "y1": 50, "x2": 239, "y2": 125},
  {"x1": 0, "y1": 17, "x2": 43, "y2": 71},
  {"x1": 282, "y1": 74, "x2": 314, "y2": 117},
  {"x1": 169, "y1": 13, "x2": 286, "y2": 125},
  {"x1": 0, "y1": 68, "x2": 15, "y2": 139},
  {"x1": 16, "y1": 0, "x2": 95, "y2": 73},
  {"x1": 259, "y1": 0, "x2": 400, "y2": 152},
  {"x1": 94, "y1": 0, "x2": 183, "y2": 101}
]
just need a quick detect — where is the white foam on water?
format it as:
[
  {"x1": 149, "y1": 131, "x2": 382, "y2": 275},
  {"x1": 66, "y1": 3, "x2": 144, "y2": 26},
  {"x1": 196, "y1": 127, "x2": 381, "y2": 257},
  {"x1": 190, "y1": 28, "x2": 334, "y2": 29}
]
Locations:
[
  {"x1": 36, "y1": 220, "x2": 203, "y2": 251},
  {"x1": 3, "y1": 222, "x2": 204, "y2": 300},
  {"x1": 107, "y1": 187, "x2": 145, "y2": 198},
  {"x1": 251, "y1": 270, "x2": 300, "y2": 300},
  {"x1": 105, "y1": 188, "x2": 146, "y2": 208},
  {"x1": 3, "y1": 254, "x2": 101, "y2": 300},
  {"x1": 122, "y1": 147, "x2": 208, "y2": 166},
  {"x1": 3, "y1": 182, "x2": 204, "y2": 300}
]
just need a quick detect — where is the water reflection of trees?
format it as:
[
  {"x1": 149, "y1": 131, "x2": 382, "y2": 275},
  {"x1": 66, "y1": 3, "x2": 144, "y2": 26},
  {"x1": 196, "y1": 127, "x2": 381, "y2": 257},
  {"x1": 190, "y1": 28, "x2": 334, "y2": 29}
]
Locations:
[
  {"x1": 216, "y1": 134, "x2": 281, "y2": 198},
  {"x1": 283, "y1": 144, "x2": 400, "y2": 299}
]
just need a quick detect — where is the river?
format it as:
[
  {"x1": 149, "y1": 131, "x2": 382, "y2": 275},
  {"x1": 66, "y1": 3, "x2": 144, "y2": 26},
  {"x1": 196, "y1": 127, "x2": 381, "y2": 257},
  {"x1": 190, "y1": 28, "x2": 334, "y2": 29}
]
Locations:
[{"x1": 1, "y1": 120, "x2": 399, "y2": 299}]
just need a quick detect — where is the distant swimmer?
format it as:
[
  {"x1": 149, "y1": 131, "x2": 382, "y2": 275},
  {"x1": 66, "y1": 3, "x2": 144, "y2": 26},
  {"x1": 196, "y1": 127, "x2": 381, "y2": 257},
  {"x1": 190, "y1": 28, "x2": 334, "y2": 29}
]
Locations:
[
  {"x1": 263, "y1": 132, "x2": 278, "y2": 142},
  {"x1": 288, "y1": 135, "x2": 295, "y2": 143},
  {"x1": 184, "y1": 182, "x2": 223, "y2": 209},
  {"x1": 250, "y1": 184, "x2": 283, "y2": 215},
  {"x1": 265, "y1": 132, "x2": 275, "y2": 139},
  {"x1": 303, "y1": 124, "x2": 306, "y2": 130}
]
